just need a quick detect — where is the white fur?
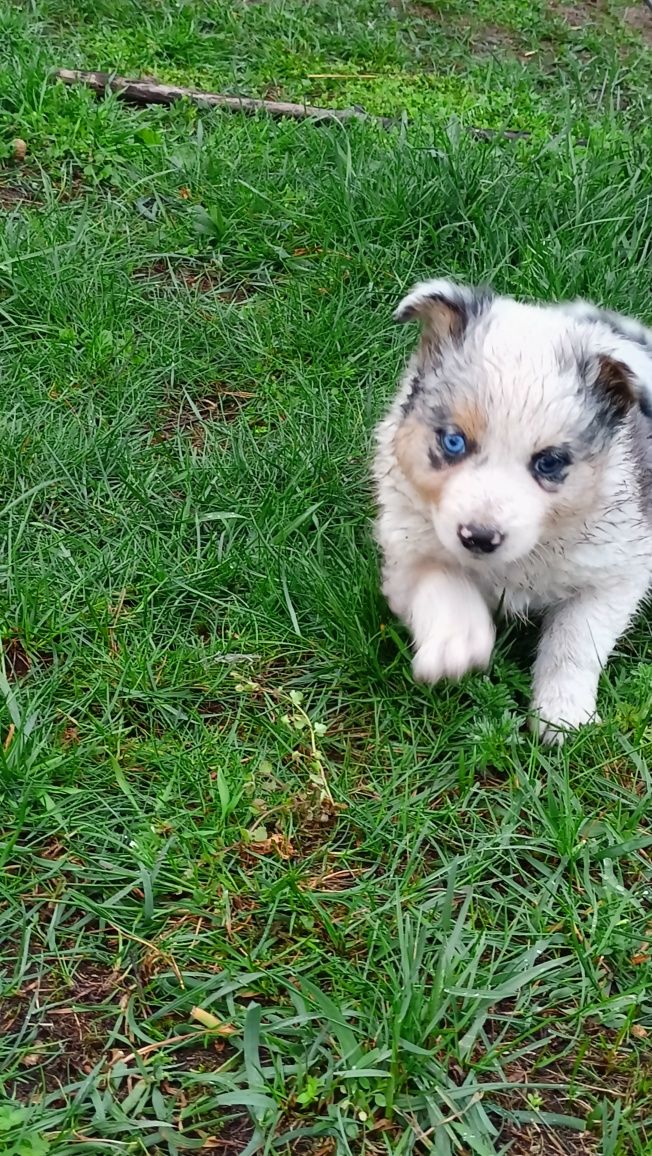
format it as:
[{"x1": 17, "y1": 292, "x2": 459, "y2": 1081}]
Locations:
[
  {"x1": 374, "y1": 281, "x2": 652, "y2": 742},
  {"x1": 408, "y1": 569, "x2": 495, "y2": 683}
]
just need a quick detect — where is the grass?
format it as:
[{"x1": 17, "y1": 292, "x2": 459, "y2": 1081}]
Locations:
[{"x1": 1, "y1": 0, "x2": 652, "y2": 1153}]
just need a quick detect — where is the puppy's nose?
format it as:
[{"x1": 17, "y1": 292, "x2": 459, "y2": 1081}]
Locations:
[{"x1": 457, "y1": 523, "x2": 504, "y2": 555}]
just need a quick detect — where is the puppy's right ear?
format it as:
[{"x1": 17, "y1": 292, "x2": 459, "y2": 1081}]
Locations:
[{"x1": 394, "y1": 279, "x2": 492, "y2": 357}]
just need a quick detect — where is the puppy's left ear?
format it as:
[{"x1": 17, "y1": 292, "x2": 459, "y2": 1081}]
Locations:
[
  {"x1": 594, "y1": 355, "x2": 637, "y2": 418},
  {"x1": 394, "y1": 279, "x2": 493, "y2": 359},
  {"x1": 593, "y1": 347, "x2": 652, "y2": 419},
  {"x1": 567, "y1": 299, "x2": 652, "y2": 417}
]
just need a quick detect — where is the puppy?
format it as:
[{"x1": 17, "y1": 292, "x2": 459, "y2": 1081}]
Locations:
[{"x1": 373, "y1": 280, "x2": 652, "y2": 742}]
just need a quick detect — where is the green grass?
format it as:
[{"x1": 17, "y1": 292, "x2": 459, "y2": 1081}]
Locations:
[
  {"x1": 1, "y1": 1, "x2": 652, "y2": 1153},
  {"x1": 12, "y1": 0, "x2": 652, "y2": 138}
]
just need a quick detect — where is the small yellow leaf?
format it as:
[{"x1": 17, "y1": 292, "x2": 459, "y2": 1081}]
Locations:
[{"x1": 190, "y1": 1006, "x2": 236, "y2": 1034}]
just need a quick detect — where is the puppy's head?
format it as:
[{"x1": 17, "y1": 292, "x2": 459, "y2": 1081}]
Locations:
[{"x1": 393, "y1": 279, "x2": 650, "y2": 566}]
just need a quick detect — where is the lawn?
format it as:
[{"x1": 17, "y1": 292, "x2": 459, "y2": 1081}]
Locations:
[{"x1": 1, "y1": 1, "x2": 652, "y2": 1153}]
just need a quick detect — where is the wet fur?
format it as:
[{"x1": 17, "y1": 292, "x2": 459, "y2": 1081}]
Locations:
[{"x1": 374, "y1": 280, "x2": 652, "y2": 742}]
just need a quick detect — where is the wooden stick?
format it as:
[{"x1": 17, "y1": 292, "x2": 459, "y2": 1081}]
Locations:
[
  {"x1": 55, "y1": 69, "x2": 393, "y2": 126},
  {"x1": 469, "y1": 127, "x2": 531, "y2": 142},
  {"x1": 54, "y1": 69, "x2": 585, "y2": 146}
]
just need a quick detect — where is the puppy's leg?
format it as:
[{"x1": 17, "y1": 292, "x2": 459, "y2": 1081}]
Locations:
[
  {"x1": 531, "y1": 584, "x2": 647, "y2": 743},
  {"x1": 396, "y1": 566, "x2": 495, "y2": 683}
]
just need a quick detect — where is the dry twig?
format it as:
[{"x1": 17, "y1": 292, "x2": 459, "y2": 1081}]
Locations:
[
  {"x1": 55, "y1": 69, "x2": 393, "y2": 126},
  {"x1": 54, "y1": 68, "x2": 585, "y2": 146}
]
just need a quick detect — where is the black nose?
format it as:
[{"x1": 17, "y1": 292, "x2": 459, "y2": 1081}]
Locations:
[{"x1": 458, "y1": 523, "x2": 504, "y2": 555}]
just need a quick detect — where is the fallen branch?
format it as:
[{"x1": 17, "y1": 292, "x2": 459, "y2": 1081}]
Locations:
[
  {"x1": 469, "y1": 127, "x2": 531, "y2": 142},
  {"x1": 54, "y1": 68, "x2": 585, "y2": 147},
  {"x1": 55, "y1": 69, "x2": 393, "y2": 126}
]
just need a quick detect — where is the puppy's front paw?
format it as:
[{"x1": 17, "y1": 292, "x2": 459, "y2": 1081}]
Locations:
[
  {"x1": 412, "y1": 608, "x2": 495, "y2": 684},
  {"x1": 530, "y1": 684, "x2": 601, "y2": 745}
]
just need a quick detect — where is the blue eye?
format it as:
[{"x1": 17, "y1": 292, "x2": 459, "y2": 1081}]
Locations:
[
  {"x1": 440, "y1": 431, "x2": 467, "y2": 457},
  {"x1": 531, "y1": 449, "x2": 571, "y2": 480}
]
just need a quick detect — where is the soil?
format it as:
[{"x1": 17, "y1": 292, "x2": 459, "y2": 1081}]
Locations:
[
  {"x1": 153, "y1": 385, "x2": 255, "y2": 449},
  {"x1": 134, "y1": 258, "x2": 253, "y2": 302},
  {"x1": 2, "y1": 635, "x2": 52, "y2": 681},
  {"x1": 4, "y1": 961, "x2": 123, "y2": 1096},
  {"x1": 623, "y1": 4, "x2": 652, "y2": 42}
]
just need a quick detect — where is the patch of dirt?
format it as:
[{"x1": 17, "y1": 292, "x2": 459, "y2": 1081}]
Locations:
[
  {"x1": 395, "y1": 3, "x2": 529, "y2": 56},
  {"x1": 499, "y1": 1122, "x2": 598, "y2": 1154},
  {"x1": 1, "y1": 993, "x2": 30, "y2": 1038},
  {"x1": 7, "y1": 961, "x2": 124, "y2": 1097},
  {"x1": 549, "y1": 0, "x2": 605, "y2": 28},
  {"x1": 134, "y1": 259, "x2": 253, "y2": 303},
  {"x1": 201, "y1": 1114, "x2": 256, "y2": 1152},
  {"x1": 480, "y1": 1009, "x2": 649, "y2": 1154},
  {"x1": 492, "y1": 1059, "x2": 600, "y2": 1152},
  {"x1": 399, "y1": 0, "x2": 439, "y2": 18},
  {"x1": 174, "y1": 1041, "x2": 235, "y2": 1073},
  {"x1": 2, "y1": 635, "x2": 52, "y2": 681},
  {"x1": 0, "y1": 174, "x2": 86, "y2": 211},
  {"x1": 270, "y1": 1136, "x2": 335, "y2": 1156},
  {"x1": 232, "y1": 791, "x2": 345, "y2": 868},
  {"x1": 239, "y1": 809, "x2": 345, "y2": 880},
  {"x1": 3, "y1": 635, "x2": 31, "y2": 679},
  {"x1": 57, "y1": 174, "x2": 86, "y2": 201},
  {"x1": 0, "y1": 183, "x2": 37, "y2": 209},
  {"x1": 468, "y1": 22, "x2": 526, "y2": 55},
  {"x1": 623, "y1": 4, "x2": 652, "y2": 42},
  {"x1": 291, "y1": 795, "x2": 345, "y2": 857},
  {"x1": 224, "y1": 893, "x2": 260, "y2": 940},
  {"x1": 154, "y1": 386, "x2": 255, "y2": 449},
  {"x1": 9, "y1": 959, "x2": 243, "y2": 1102},
  {"x1": 199, "y1": 697, "x2": 229, "y2": 719},
  {"x1": 61, "y1": 723, "x2": 81, "y2": 747},
  {"x1": 68, "y1": 961, "x2": 123, "y2": 1005}
]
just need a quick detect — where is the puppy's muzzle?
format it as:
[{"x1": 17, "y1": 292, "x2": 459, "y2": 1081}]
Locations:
[{"x1": 458, "y1": 523, "x2": 505, "y2": 555}]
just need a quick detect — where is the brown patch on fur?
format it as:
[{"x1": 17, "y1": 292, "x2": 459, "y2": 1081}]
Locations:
[
  {"x1": 425, "y1": 302, "x2": 467, "y2": 365},
  {"x1": 424, "y1": 298, "x2": 466, "y2": 340},
  {"x1": 396, "y1": 294, "x2": 467, "y2": 366},
  {"x1": 596, "y1": 355, "x2": 636, "y2": 416},
  {"x1": 450, "y1": 402, "x2": 486, "y2": 445},
  {"x1": 395, "y1": 414, "x2": 449, "y2": 504},
  {"x1": 418, "y1": 301, "x2": 466, "y2": 364}
]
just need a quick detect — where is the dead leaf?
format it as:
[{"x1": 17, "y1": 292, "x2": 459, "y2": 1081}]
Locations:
[
  {"x1": 190, "y1": 1006, "x2": 236, "y2": 1034},
  {"x1": 632, "y1": 943, "x2": 650, "y2": 965},
  {"x1": 62, "y1": 725, "x2": 81, "y2": 747},
  {"x1": 247, "y1": 832, "x2": 296, "y2": 859}
]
